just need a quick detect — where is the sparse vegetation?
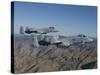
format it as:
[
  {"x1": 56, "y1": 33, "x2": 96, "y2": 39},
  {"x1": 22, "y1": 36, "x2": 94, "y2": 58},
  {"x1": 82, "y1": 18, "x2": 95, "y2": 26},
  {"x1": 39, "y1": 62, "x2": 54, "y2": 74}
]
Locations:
[{"x1": 14, "y1": 35, "x2": 97, "y2": 73}]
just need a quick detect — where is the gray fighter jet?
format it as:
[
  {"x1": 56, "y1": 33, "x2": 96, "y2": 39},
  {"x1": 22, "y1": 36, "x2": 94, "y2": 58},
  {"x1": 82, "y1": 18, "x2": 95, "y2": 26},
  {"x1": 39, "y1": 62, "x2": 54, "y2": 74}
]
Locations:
[
  {"x1": 58, "y1": 34, "x2": 93, "y2": 47},
  {"x1": 20, "y1": 26, "x2": 60, "y2": 47}
]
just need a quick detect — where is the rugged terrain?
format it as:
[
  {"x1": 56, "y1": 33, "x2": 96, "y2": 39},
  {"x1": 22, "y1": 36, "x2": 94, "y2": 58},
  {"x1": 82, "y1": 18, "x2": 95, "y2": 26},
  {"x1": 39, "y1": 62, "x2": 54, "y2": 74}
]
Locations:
[{"x1": 13, "y1": 35, "x2": 97, "y2": 73}]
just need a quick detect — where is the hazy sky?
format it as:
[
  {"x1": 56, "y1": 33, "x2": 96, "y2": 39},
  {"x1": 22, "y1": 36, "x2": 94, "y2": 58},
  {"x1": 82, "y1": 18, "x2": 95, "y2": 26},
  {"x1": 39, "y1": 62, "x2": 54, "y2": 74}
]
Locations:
[{"x1": 13, "y1": 1, "x2": 97, "y2": 37}]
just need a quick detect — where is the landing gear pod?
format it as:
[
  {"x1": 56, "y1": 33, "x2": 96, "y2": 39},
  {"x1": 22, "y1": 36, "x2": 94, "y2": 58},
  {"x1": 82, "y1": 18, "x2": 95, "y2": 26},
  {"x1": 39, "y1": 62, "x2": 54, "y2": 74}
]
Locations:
[{"x1": 32, "y1": 35, "x2": 39, "y2": 48}]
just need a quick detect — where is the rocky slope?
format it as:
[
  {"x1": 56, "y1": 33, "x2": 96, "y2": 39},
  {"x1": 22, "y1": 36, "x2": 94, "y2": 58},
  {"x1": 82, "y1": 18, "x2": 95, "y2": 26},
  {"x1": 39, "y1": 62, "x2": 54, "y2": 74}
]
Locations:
[{"x1": 13, "y1": 35, "x2": 97, "y2": 73}]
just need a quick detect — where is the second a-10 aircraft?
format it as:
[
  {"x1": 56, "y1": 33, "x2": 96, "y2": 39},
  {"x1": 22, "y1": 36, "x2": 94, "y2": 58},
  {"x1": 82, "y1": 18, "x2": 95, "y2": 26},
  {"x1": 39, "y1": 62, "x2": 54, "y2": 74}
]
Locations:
[{"x1": 20, "y1": 26, "x2": 94, "y2": 48}]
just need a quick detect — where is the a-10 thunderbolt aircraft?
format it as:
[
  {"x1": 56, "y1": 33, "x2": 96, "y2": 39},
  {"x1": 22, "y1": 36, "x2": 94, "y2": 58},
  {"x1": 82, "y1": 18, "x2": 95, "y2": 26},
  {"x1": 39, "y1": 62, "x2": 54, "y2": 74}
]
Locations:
[{"x1": 20, "y1": 26, "x2": 94, "y2": 48}]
